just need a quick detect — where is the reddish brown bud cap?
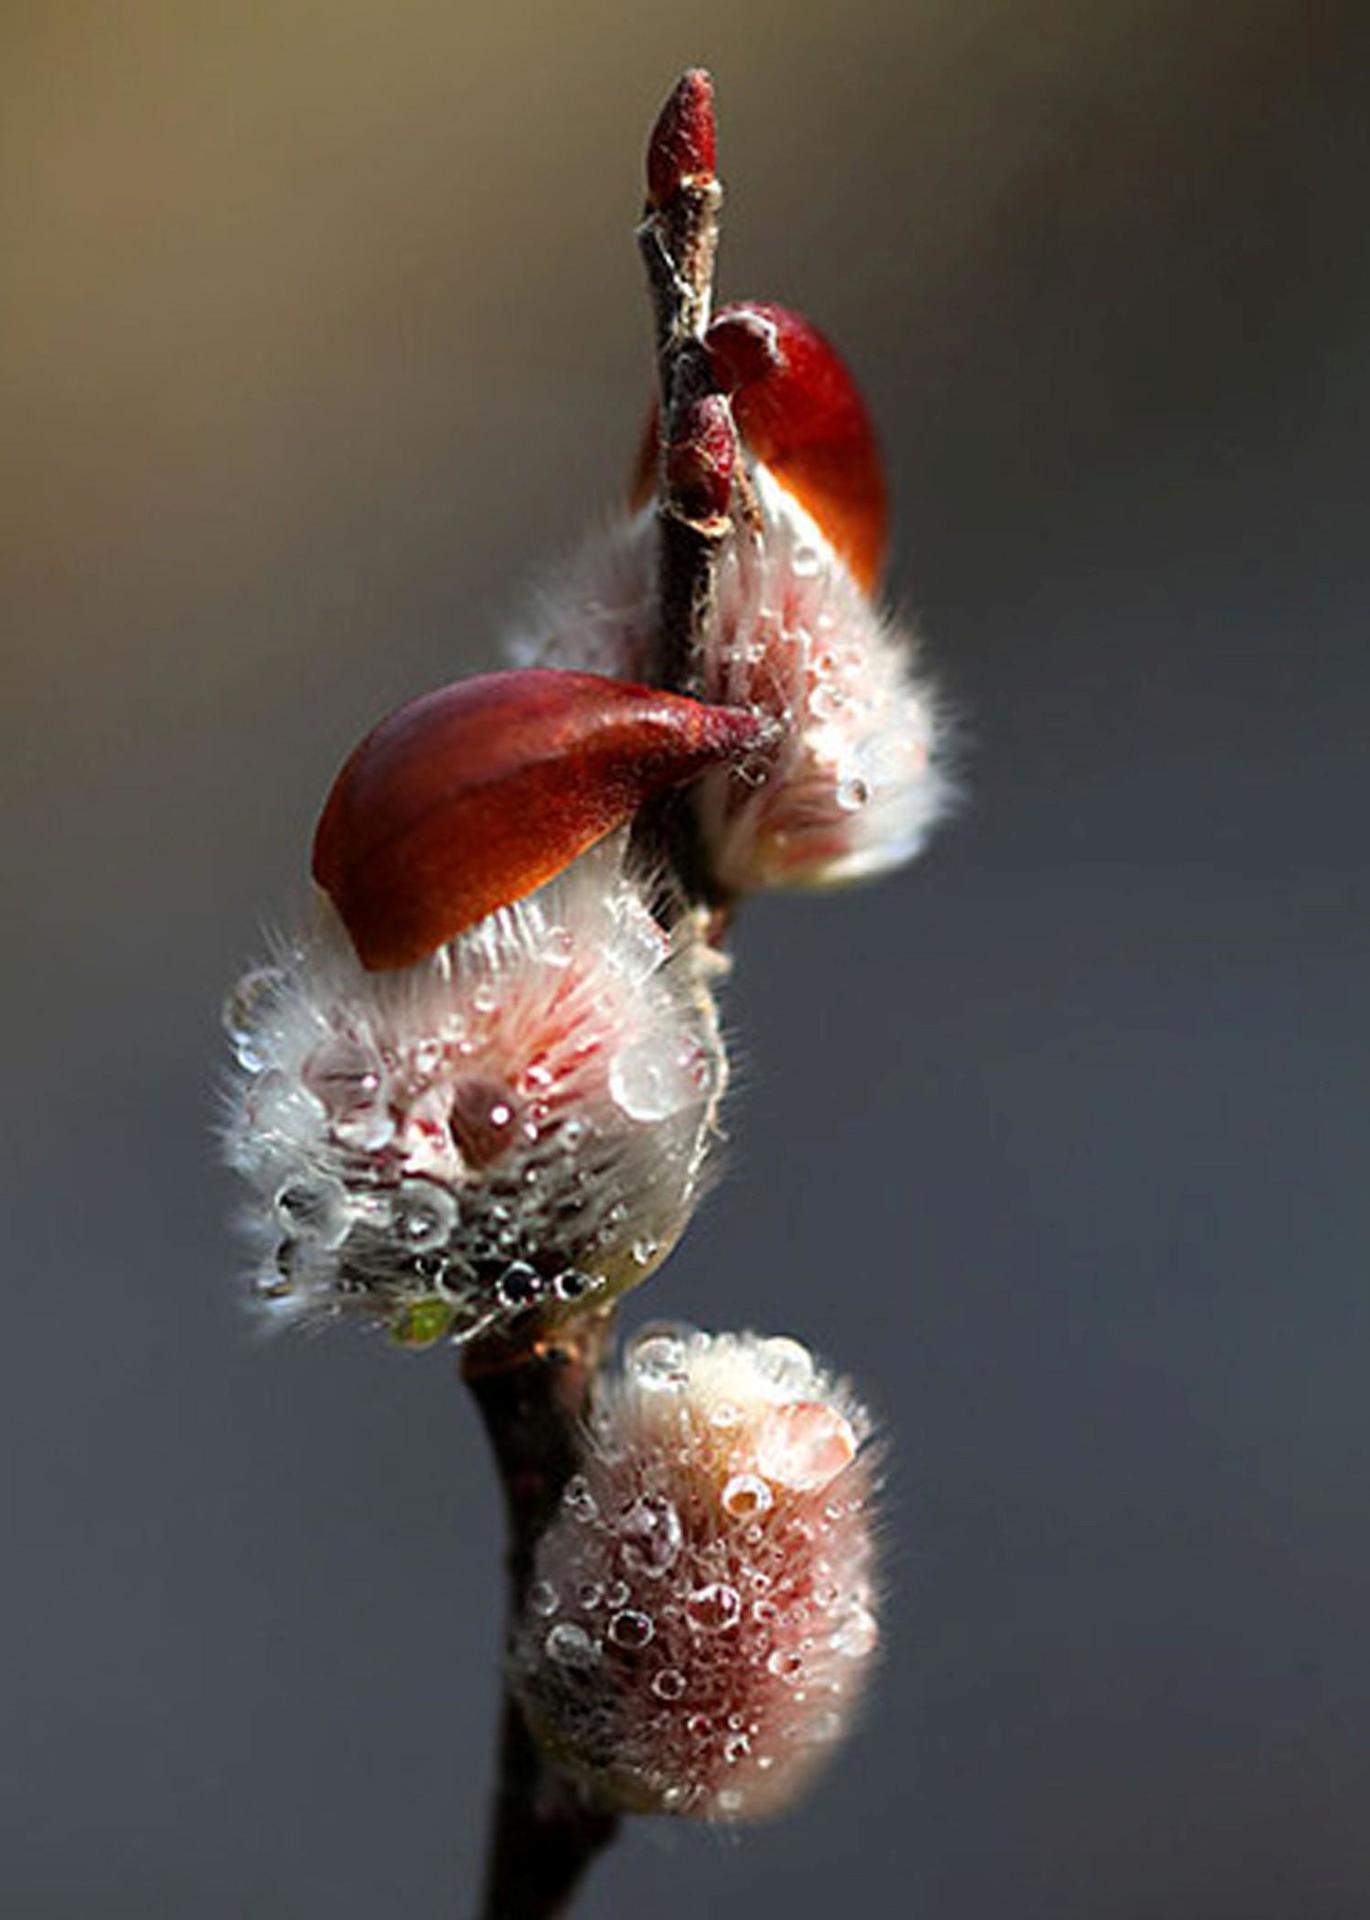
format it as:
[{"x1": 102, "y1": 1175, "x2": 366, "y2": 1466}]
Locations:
[
  {"x1": 645, "y1": 68, "x2": 717, "y2": 209},
  {"x1": 629, "y1": 301, "x2": 888, "y2": 592},
  {"x1": 708, "y1": 302, "x2": 888, "y2": 590},
  {"x1": 313, "y1": 669, "x2": 763, "y2": 971}
]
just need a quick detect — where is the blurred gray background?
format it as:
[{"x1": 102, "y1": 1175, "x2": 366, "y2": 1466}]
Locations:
[{"x1": 4, "y1": 2, "x2": 1369, "y2": 1915}]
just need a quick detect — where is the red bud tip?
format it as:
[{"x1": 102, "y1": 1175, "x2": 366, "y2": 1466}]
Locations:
[
  {"x1": 628, "y1": 302, "x2": 888, "y2": 590},
  {"x1": 645, "y1": 68, "x2": 717, "y2": 209},
  {"x1": 312, "y1": 668, "x2": 764, "y2": 971},
  {"x1": 708, "y1": 302, "x2": 888, "y2": 591},
  {"x1": 664, "y1": 393, "x2": 737, "y2": 524}
]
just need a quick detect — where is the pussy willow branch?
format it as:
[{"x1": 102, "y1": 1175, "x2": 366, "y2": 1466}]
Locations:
[{"x1": 464, "y1": 70, "x2": 731, "y2": 1920}]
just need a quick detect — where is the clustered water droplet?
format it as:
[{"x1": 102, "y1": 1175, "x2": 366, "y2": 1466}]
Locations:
[
  {"x1": 510, "y1": 1326, "x2": 879, "y2": 1821},
  {"x1": 221, "y1": 848, "x2": 727, "y2": 1344}
]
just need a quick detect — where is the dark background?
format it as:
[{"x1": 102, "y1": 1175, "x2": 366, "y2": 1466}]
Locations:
[{"x1": 5, "y1": 3, "x2": 1369, "y2": 1915}]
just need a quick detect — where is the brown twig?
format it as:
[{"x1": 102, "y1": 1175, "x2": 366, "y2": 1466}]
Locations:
[
  {"x1": 466, "y1": 71, "x2": 731, "y2": 1920},
  {"x1": 631, "y1": 69, "x2": 742, "y2": 914},
  {"x1": 465, "y1": 1316, "x2": 619, "y2": 1920}
]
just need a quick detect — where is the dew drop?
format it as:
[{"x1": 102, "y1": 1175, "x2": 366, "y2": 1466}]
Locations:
[
  {"x1": 222, "y1": 967, "x2": 289, "y2": 1071},
  {"x1": 607, "y1": 1609, "x2": 654, "y2": 1650},
  {"x1": 608, "y1": 1032, "x2": 704, "y2": 1122},
  {"x1": 544, "y1": 1622, "x2": 598, "y2": 1670},
  {"x1": 625, "y1": 1330, "x2": 688, "y2": 1393},
  {"x1": 652, "y1": 1667, "x2": 686, "y2": 1700},
  {"x1": 562, "y1": 1475, "x2": 599, "y2": 1524},
  {"x1": 618, "y1": 1493, "x2": 683, "y2": 1577},
  {"x1": 836, "y1": 774, "x2": 871, "y2": 812},
  {"x1": 494, "y1": 1261, "x2": 543, "y2": 1311},
  {"x1": 755, "y1": 1336, "x2": 816, "y2": 1396},
  {"x1": 721, "y1": 1474, "x2": 773, "y2": 1521},
  {"x1": 248, "y1": 1072, "x2": 327, "y2": 1150},
  {"x1": 449, "y1": 1079, "x2": 519, "y2": 1167},
  {"x1": 272, "y1": 1175, "x2": 350, "y2": 1250},
  {"x1": 766, "y1": 1648, "x2": 805, "y2": 1682},
  {"x1": 528, "y1": 1581, "x2": 560, "y2": 1618},
  {"x1": 755, "y1": 1402, "x2": 857, "y2": 1492},
  {"x1": 393, "y1": 1179, "x2": 457, "y2": 1251},
  {"x1": 685, "y1": 1583, "x2": 741, "y2": 1633},
  {"x1": 830, "y1": 1605, "x2": 878, "y2": 1659}
]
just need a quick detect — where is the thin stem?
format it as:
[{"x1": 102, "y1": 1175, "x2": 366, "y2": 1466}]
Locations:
[
  {"x1": 465, "y1": 1315, "x2": 618, "y2": 1920},
  {"x1": 466, "y1": 69, "x2": 730, "y2": 1920}
]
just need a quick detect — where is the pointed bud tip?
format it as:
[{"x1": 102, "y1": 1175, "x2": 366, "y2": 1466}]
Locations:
[{"x1": 645, "y1": 68, "x2": 717, "y2": 209}]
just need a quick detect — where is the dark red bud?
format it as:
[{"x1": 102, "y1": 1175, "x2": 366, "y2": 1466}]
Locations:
[
  {"x1": 628, "y1": 302, "x2": 889, "y2": 592},
  {"x1": 708, "y1": 303, "x2": 888, "y2": 591},
  {"x1": 664, "y1": 393, "x2": 737, "y2": 524},
  {"x1": 645, "y1": 68, "x2": 717, "y2": 209},
  {"x1": 312, "y1": 668, "x2": 764, "y2": 971}
]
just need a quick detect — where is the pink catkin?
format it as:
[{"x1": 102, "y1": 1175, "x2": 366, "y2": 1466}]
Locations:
[
  {"x1": 221, "y1": 838, "x2": 727, "y2": 1344},
  {"x1": 511, "y1": 1325, "x2": 880, "y2": 1820}
]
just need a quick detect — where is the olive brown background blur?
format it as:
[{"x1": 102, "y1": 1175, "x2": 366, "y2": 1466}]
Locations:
[{"x1": 4, "y1": 3, "x2": 1368, "y2": 1915}]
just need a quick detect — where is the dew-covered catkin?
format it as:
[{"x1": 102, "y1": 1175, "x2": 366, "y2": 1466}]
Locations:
[
  {"x1": 514, "y1": 473, "x2": 948, "y2": 896},
  {"x1": 221, "y1": 839, "x2": 727, "y2": 1345},
  {"x1": 510, "y1": 1324, "x2": 880, "y2": 1820}
]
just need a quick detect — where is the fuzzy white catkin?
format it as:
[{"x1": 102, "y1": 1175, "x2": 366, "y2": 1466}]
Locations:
[
  {"x1": 510, "y1": 1324, "x2": 880, "y2": 1820},
  {"x1": 221, "y1": 838, "x2": 727, "y2": 1345},
  {"x1": 511, "y1": 466, "x2": 949, "y2": 894}
]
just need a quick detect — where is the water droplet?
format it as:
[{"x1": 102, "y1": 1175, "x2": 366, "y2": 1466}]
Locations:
[
  {"x1": 652, "y1": 1668, "x2": 686, "y2": 1700},
  {"x1": 272, "y1": 1175, "x2": 350, "y2": 1250},
  {"x1": 830, "y1": 1605, "x2": 878, "y2": 1659},
  {"x1": 619, "y1": 1493, "x2": 683, "y2": 1577},
  {"x1": 247, "y1": 1071, "x2": 326, "y2": 1147},
  {"x1": 393, "y1": 1179, "x2": 457, "y2": 1251},
  {"x1": 625, "y1": 1329, "x2": 688, "y2": 1393},
  {"x1": 722, "y1": 1732, "x2": 751, "y2": 1764},
  {"x1": 222, "y1": 967, "x2": 289, "y2": 1071},
  {"x1": 528, "y1": 1581, "x2": 559, "y2": 1617},
  {"x1": 608, "y1": 1032, "x2": 706, "y2": 1122},
  {"x1": 544, "y1": 1622, "x2": 598, "y2": 1670},
  {"x1": 685, "y1": 1583, "x2": 741, "y2": 1633},
  {"x1": 836, "y1": 774, "x2": 870, "y2": 812},
  {"x1": 766, "y1": 1648, "x2": 805, "y2": 1682},
  {"x1": 563, "y1": 1475, "x2": 599, "y2": 1524},
  {"x1": 755, "y1": 1337, "x2": 816, "y2": 1396},
  {"x1": 607, "y1": 1609, "x2": 654, "y2": 1649},
  {"x1": 577, "y1": 1581, "x2": 603, "y2": 1611},
  {"x1": 495, "y1": 1262, "x2": 543, "y2": 1311},
  {"x1": 552, "y1": 1268, "x2": 594, "y2": 1302},
  {"x1": 755, "y1": 1403, "x2": 857, "y2": 1492},
  {"x1": 449, "y1": 1079, "x2": 519, "y2": 1167},
  {"x1": 631, "y1": 1237, "x2": 659, "y2": 1268},
  {"x1": 721, "y1": 1474, "x2": 773, "y2": 1522}
]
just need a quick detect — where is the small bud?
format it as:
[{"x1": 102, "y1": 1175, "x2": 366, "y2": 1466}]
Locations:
[
  {"x1": 663, "y1": 393, "x2": 737, "y2": 528},
  {"x1": 313, "y1": 668, "x2": 765, "y2": 970},
  {"x1": 510, "y1": 1325, "x2": 880, "y2": 1820},
  {"x1": 645, "y1": 68, "x2": 717, "y2": 210},
  {"x1": 708, "y1": 302, "x2": 888, "y2": 593},
  {"x1": 629, "y1": 301, "x2": 888, "y2": 592},
  {"x1": 222, "y1": 839, "x2": 728, "y2": 1343}
]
